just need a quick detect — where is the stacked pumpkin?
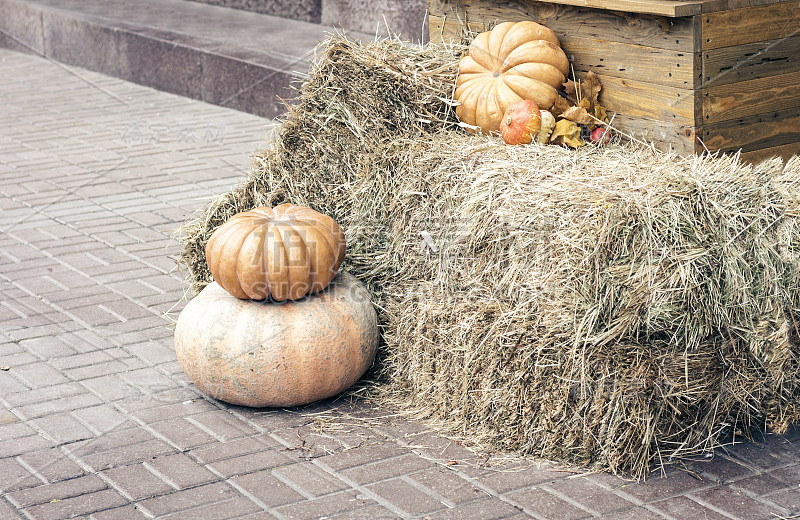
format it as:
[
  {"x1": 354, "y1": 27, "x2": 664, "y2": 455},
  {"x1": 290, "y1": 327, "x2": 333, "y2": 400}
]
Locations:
[{"x1": 174, "y1": 204, "x2": 378, "y2": 407}]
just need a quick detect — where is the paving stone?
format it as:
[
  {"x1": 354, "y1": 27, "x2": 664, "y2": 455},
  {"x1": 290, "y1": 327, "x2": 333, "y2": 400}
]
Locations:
[
  {"x1": 191, "y1": 435, "x2": 281, "y2": 464},
  {"x1": 474, "y1": 463, "x2": 557, "y2": 493},
  {"x1": 0, "y1": 499, "x2": 24, "y2": 519},
  {"x1": 137, "y1": 482, "x2": 241, "y2": 518},
  {"x1": 7, "y1": 475, "x2": 107, "y2": 508},
  {"x1": 0, "y1": 457, "x2": 41, "y2": 493},
  {"x1": 231, "y1": 472, "x2": 305, "y2": 507},
  {"x1": 272, "y1": 461, "x2": 350, "y2": 497},
  {"x1": 617, "y1": 468, "x2": 711, "y2": 503},
  {"x1": 0, "y1": 371, "x2": 30, "y2": 394},
  {"x1": 274, "y1": 490, "x2": 376, "y2": 520},
  {"x1": 763, "y1": 486, "x2": 800, "y2": 514},
  {"x1": 546, "y1": 477, "x2": 638, "y2": 515},
  {"x1": 184, "y1": 409, "x2": 260, "y2": 441},
  {"x1": 15, "y1": 391, "x2": 104, "y2": 420},
  {"x1": 693, "y1": 455, "x2": 756, "y2": 483},
  {"x1": 17, "y1": 447, "x2": 87, "y2": 483},
  {"x1": 690, "y1": 486, "x2": 783, "y2": 520},
  {"x1": 731, "y1": 472, "x2": 788, "y2": 496},
  {"x1": 159, "y1": 496, "x2": 263, "y2": 520},
  {"x1": 89, "y1": 504, "x2": 151, "y2": 519},
  {"x1": 0, "y1": 433, "x2": 54, "y2": 458},
  {"x1": 102, "y1": 463, "x2": 174, "y2": 501},
  {"x1": 505, "y1": 486, "x2": 593, "y2": 520},
  {"x1": 726, "y1": 441, "x2": 786, "y2": 470},
  {"x1": 650, "y1": 495, "x2": 731, "y2": 520},
  {"x1": 208, "y1": 447, "x2": 293, "y2": 478},
  {"x1": 22, "y1": 488, "x2": 128, "y2": 520},
  {"x1": 147, "y1": 417, "x2": 218, "y2": 450},
  {"x1": 145, "y1": 452, "x2": 216, "y2": 489},
  {"x1": 9, "y1": 361, "x2": 71, "y2": 387},
  {"x1": 316, "y1": 442, "x2": 408, "y2": 472},
  {"x1": 30, "y1": 412, "x2": 96, "y2": 444},
  {"x1": 596, "y1": 507, "x2": 663, "y2": 520},
  {"x1": 366, "y1": 478, "x2": 444, "y2": 516},
  {"x1": 340, "y1": 453, "x2": 438, "y2": 484},
  {"x1": 421, "y1": 498, "x2": 523, "y2": 520}
]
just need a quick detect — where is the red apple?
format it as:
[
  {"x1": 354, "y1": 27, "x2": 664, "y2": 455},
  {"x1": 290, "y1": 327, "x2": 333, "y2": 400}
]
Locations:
[{"x1": 589, "y1": 127, "x2": 612, "y2": 145}]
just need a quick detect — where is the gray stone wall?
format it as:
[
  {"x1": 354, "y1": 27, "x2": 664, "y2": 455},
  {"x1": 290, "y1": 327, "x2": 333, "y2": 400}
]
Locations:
[
  {"x1": 187, "y1": 0, "x2": 322, "y2": 23},
  {"x1": 322, "y1": 0, "x2": 428, "y2": 42},
  {"x1": 187, "y1": 0, "x2": 428, "y2": 42}
]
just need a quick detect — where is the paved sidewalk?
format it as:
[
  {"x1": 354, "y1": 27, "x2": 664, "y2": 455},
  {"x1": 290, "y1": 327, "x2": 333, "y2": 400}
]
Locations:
[{"x1": 2, "y1": 48, "x2": 800, "y2": 520}]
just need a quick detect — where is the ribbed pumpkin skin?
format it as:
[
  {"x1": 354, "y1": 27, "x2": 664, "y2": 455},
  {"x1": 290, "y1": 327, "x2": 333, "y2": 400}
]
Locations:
[
  {"x1": 174, "y1": 273, "x2": 378, "y2": 408},
  {"x1": 205, "y1": 204, "x2": 346, "y2": 301},
  {"x1": 500, "y1": 100, "x2": 542, "y2": 145},
  {"x1": 455, "y1": 21, "x2": 569, "y2": 135}
]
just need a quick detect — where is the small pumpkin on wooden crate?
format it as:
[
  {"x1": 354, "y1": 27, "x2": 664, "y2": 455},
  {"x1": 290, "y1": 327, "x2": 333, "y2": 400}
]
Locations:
[
  {"x1": 175, "y1": 204, "x2": 378, "y2": 408},
  {"x1": 455, "y1": 21, "x2": 569, "y2": 135}
]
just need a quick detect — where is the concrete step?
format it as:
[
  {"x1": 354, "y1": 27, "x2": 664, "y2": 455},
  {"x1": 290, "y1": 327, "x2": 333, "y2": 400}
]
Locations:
[{"x1": 0, "y1": 0, "x2": 370, "y2": 118}]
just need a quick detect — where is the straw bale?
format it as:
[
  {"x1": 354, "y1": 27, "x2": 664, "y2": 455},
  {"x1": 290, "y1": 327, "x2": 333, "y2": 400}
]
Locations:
[{"x1": 178, "y1": 35, "x2": 800, "y2": 478}]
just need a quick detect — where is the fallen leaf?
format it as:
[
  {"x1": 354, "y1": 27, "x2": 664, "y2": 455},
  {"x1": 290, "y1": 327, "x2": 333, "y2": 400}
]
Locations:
[
  {"x1": 549, "y1": 119, "x2": 585, "y2": 148},
  {"x1": 563, "y1": 79, "x2": 577, "y2": 98},
  {"x1": 594, "y1": 104, "x2": 608, "y2": 124},
  {"x1": 584, "y1": 71, "x2": 602, "y2": 107},
  {"x1": 561, "y1": 106, "x2": 593, "y2": 125},
  {"x1": 551, "y1": 96, "x2": 571, "y2": 118}
]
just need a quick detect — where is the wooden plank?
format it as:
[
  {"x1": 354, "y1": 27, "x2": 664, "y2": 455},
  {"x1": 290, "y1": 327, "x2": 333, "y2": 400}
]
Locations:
[
  {"x1": 739, "y1": 141, "x2": 800, "y2": 164},
  {"x1": 509, "y1": 0, "x2": 704, "y2": 17},
  {"x1": 609, "y1": 113, "x2": 700, "y2": 154},
  {"x1": 702, "y1": 1, "x2": 800, "y2": 50},
  {"x1": 698, "y1": 0, "x2": 797, "y2": 14},
  {"x1": 428, "y1": 13, "x2": 480, "y2": 44},
  {"x1": 429, "y1": 0, "x2": 697, "y2": 52},
  {"x1": 564, "y1": 36, "x2": 698, "y2": 89},
  {"x1": 701, "y1": 105, "x2": 800, "y2": 152},
  {"x1": 597, "y1": 74, "x2": 697, "y2": 124},
  {"x1": 702, "y1": 34, "x2": 800, "y2": 87},
  {"x1": 702, "y1": 69, "x2": 800, "y2": 124}
]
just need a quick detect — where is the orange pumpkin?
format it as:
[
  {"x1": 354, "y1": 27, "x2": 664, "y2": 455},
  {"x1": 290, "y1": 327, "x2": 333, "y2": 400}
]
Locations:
[
  {"x1": 205, "y1": 203, "x2": 345, "y2": 301},
  {"x1": 500, "y1": 100, "x2": 542, "y2": 145},
  {"x1": 455, "y1": 21, "x2": 569, "y2": 135},
  {"x1": 175, "y1": 272, "x2": 378, "y2": 407}
]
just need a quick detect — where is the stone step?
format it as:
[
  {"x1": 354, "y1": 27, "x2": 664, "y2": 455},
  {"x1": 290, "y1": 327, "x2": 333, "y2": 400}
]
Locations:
[{"x1": 0, "y1": 0, "x2": 371, "y2": 118}]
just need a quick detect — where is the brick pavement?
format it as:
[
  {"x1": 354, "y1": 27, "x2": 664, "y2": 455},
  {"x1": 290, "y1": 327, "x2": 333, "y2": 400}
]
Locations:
[{"x1": 2, "y1": 47, "x2": 800, "y2": 520}]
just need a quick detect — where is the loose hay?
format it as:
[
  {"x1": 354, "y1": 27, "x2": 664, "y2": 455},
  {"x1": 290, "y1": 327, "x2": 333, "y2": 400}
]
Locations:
[{"x1": 178, "y1": 35, "x2": 800, "y2": 478}]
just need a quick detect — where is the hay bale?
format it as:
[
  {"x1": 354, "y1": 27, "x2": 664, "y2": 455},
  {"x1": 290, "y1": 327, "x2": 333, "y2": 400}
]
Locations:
[{"x1": 178, "y1": 35, "x2": 800, "y2": 478}]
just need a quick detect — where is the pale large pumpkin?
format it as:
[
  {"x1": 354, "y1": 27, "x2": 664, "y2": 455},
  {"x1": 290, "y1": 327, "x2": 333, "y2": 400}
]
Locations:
[
  {"x1": 174, "y1": 272, "x2": 378, "y2": 407},
  {"x1": 205, "y1": 203, "x2": 346, "y2": 301},
  {"x1": 455, "y1": 21, "x2": 570, "y2": 134}
]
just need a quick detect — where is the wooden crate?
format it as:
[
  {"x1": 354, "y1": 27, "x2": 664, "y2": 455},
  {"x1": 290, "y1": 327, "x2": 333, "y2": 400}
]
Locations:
[{"x1": 429, "y1": 0, "x2": 800, "y2": 162}]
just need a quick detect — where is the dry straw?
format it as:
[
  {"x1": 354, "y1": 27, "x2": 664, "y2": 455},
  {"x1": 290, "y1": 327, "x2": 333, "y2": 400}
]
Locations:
[{"x1": 178, "y1": 35, "x2": 800, "y2": 478}]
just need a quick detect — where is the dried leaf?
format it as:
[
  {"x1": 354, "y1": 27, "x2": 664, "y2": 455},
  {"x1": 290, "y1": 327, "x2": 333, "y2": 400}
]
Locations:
[
  {"x1": 563, "y1": 79, "x2": 577, "y2": 98},
  {"x1": 551, "y1": 96, "x2": 571, "y2": 118},
  {"x1": 584, "y1": 71, "x2": 602, "y2": 107},
  {"x1": 549, "y1": 119, "x2": 585, "y2": 148},
  {"x1": 594, "y1": 104, "x2": 608, "y2": 123},
  {"x1": 561, "y1": 106, "x2": 593, "y2": 125}
]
